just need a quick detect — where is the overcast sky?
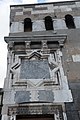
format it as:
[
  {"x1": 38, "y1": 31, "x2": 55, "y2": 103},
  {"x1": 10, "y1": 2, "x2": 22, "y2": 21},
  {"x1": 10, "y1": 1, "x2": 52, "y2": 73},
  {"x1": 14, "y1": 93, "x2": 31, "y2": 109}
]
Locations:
[{"x1": 0, "y1": 0, "x2": 72, "y2": 88}]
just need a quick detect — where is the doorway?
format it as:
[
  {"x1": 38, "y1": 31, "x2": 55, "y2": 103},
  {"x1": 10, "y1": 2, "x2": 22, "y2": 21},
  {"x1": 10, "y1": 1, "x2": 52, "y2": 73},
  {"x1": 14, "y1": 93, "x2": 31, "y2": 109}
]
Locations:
[{"x1": 16, "y1": 115, "x2": 54, "y2": 120}]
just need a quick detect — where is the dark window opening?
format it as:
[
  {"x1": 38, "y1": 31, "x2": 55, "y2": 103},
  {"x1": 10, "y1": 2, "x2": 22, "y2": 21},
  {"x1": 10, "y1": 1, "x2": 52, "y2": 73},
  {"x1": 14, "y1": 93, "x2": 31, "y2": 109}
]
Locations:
[
  {"x1": 16, "y1": 114, "x2": 54, "y2": 120},
  {"x1": 24, "y1": 18, "x2": 32, "y2": 32},
  {"x1": 14, "y1": 42, "x2": 25, "y2": 46},
  {"x1": 30, "y1": 41, "x2": 42, "y2": 49},
  {"x1": 65, "y1": 14, "x2": 75, "y2": 29},
  {"x1": 14, "y1": 42, "x2": 25, "y2": 50},
  {"x1": 44, "y1": 16, "x2": 54, "y2": 30},
  {"x1": 47, "y1": 41, "x2": 59, "y2": 49}
]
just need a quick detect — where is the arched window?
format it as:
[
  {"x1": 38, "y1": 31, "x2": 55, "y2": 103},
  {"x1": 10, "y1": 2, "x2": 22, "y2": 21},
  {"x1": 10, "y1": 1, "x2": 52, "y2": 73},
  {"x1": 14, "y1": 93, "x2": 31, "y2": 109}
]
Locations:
[
  {"x1": 65, "y1": 14, "x2": 75, "y2": 29},
  {"x1": 24, "y1": 18, "x2": 32, "y2": 32},
  {"x1": 44, "y1": 16, "x2": 53, "y2": 30}
]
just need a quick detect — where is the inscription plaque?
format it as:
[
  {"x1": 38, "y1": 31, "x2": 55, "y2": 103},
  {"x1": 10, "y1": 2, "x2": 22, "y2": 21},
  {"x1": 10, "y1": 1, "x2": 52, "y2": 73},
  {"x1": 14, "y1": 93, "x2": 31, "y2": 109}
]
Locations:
[{"x1": 8, "y1": 105, "x2": 63, "y2": 116}]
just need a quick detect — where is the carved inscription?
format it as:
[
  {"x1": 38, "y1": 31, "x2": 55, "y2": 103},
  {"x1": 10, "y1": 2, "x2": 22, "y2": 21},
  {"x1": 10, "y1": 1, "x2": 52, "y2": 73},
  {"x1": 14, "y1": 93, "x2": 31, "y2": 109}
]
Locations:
[{"x1": 8, "y1": 105, "x2": 63, "y2": 116}]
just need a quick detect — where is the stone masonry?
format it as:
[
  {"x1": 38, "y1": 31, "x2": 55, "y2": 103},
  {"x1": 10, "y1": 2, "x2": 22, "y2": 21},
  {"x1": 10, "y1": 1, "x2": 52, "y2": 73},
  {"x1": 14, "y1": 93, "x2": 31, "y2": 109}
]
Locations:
[{"x1": 2, "y1": 0, "x2": 80, "y2": 120}]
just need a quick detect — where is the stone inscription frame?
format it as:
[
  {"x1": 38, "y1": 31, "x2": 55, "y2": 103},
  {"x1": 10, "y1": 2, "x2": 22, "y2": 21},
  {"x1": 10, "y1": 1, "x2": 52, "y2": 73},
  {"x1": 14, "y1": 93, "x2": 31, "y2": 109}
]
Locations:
[
  {"x1": 11, "y1": 49, "x2": 63, "y2": 88},
  {"x1": 8, "y1": 105, "x2": 64, "y2": 120}
]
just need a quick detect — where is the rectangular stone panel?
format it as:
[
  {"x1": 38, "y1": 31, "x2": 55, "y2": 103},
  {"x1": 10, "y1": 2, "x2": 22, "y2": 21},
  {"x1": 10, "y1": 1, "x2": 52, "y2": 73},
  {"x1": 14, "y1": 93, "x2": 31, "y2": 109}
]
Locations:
[
  {"x1": 23, "y1": 11, "x2": 31, "y2": 15},
  {"x1": 8, "y1": 105, "x2": 62, "y2": 115},
  {"x1": 33, "y1": 7, "x2": 47, "y2": 11},
  {"x1": 72, "y1": 54, "x2": 80, "y2": 62},
  {"x1": 20, "y1": 59, "x2": 50, "y2": 79},
  {"x1": 38, "y1": 90, "x2": 54, "y2": 102},
  {"x1": 15, "y1": 91, "x2": 30, "y2": 103}
]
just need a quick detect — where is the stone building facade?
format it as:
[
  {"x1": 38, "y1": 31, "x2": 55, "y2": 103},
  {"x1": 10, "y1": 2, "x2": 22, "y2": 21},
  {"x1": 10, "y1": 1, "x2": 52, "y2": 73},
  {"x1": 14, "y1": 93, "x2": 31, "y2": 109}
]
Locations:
[{"x1": 2, "y1": 0, "x2": 80, "y2": 120}]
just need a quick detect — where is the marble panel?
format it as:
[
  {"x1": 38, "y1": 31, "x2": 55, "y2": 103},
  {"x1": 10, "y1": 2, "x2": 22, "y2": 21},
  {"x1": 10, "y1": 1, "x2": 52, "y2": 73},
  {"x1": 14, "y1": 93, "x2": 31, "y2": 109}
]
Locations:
[
  {"x1": 38, "y1": 90, "x2": 54, "y2": 102},
  {"x1": 20, "y1": 60, "x2": 50, "y2": 79},
  {"x1": 15, "y1": 91, "x2": 30, "y2": 103}
]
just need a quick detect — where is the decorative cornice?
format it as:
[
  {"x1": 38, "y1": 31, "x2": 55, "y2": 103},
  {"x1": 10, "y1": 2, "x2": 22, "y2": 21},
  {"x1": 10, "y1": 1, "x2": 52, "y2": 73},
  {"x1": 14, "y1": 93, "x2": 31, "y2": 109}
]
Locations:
[{"x1": 5, "y1": 34, "x2": 67, "y2": 47}]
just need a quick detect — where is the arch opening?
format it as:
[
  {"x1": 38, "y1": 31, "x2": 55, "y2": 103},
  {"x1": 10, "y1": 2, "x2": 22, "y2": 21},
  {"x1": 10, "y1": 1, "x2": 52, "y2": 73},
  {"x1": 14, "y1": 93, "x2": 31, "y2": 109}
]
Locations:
[
  {"x1": 24, "y1": 18, "x2": 32, "y2": 32},
  {"x1": 65, "y1": 14, "x2": 75, "y2": 29},
  {"x1": 44, "y1": 16, "x2": 54, "y2": 30}
]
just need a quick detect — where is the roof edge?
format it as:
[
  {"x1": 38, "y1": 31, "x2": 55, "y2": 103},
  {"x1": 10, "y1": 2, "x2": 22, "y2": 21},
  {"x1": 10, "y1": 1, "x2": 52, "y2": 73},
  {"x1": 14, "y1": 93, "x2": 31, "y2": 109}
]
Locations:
[{"x1": 10, "y1": 0, "x2": 79, "y2": 7}]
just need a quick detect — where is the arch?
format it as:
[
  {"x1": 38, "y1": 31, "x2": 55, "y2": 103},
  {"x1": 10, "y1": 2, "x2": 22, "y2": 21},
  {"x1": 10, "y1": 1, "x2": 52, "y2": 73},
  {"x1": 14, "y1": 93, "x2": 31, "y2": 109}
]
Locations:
[
  {"x1": 65, "y1": 14, "x2": 75, "y2": 29},
  {"x1": 44, "y1": 16, "x2": 54, "y2": 30},
  {"x1": 24, "y1": 18, "x2": 32, "y2": 32}
]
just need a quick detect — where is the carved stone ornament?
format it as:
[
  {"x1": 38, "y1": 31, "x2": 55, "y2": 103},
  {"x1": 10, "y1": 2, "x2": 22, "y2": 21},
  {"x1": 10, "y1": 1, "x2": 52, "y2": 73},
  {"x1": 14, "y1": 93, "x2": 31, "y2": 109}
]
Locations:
[
  {"x1": 10, "y1": 49, "x2": 66, "y2": 87},
  {"x1": 42, "y1": 41, "x2": 48, "y2": 49},
  {"x1": 10, "y1": 116, "x2": 16, "y2": 120},
  {"x1": 8, "y1": 41, "x2": 14, "y2": 50},
  {"x1": 25, "y1": 41, "x2": 31, "y2": 49},
  {"x1": 8, "y1": 105, "x2": 63, "y2": 116}
]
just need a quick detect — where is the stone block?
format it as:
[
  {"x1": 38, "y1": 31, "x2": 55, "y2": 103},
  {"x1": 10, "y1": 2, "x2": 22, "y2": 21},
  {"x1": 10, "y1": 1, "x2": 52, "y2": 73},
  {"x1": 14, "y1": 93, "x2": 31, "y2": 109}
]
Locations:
[
  {"x1": 67, "y1": 62, "x2": 80, "y2": 80},
  {"x1": 72, "y1": 54, "x2": 80, "y2": 62},
  {"x1": 3, "y1": 91, "x2": 15, "y2": 104},
  {"x1": 75, "y1": 2, "x2": 80, "y2": 7},
  {"x1": 54, "y1": 19, "x2": 67, "y2": 30},
  {"x1": 16, "y1": 12, "x2": 23, "y2": 15},
  {"x1": 15, "y1": 91, "x2": 30, "y2": 103},
  {"x1": 33, "y1": 7, "x2": 47, "y2": 11},
  {"x1": 38, "y1": 90, "x2": 54, "y2": 102},
  {"x1": 74, "y1": 16, "x2": 80, "y2": 28},
  {"x1": 33, "y1": 20, "x2": 45, "y2": 31},
  {"x1": 23, "y1": 11, "x2": 31, "y2": 15}
]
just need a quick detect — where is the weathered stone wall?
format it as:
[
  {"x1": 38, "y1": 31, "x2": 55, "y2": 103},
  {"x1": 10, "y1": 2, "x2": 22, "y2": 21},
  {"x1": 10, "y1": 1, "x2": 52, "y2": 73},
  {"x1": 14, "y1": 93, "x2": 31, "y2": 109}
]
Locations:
[
  {"x1": 2, "y1": 1, "x2": 80, "y2": 120},
  {"x1": 10, "y1": 1, "x2": 80, "y2": 33},
  {"x1": 56, "y1": 29, "x2": 80, "y2": 120}
]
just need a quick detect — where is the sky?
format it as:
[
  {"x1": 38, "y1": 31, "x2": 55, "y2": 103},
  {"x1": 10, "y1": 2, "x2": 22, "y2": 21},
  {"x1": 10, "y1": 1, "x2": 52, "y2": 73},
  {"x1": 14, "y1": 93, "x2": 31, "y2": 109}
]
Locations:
[{"x1": 0, "y1": 0, "x2": 72, "y2": 88}]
